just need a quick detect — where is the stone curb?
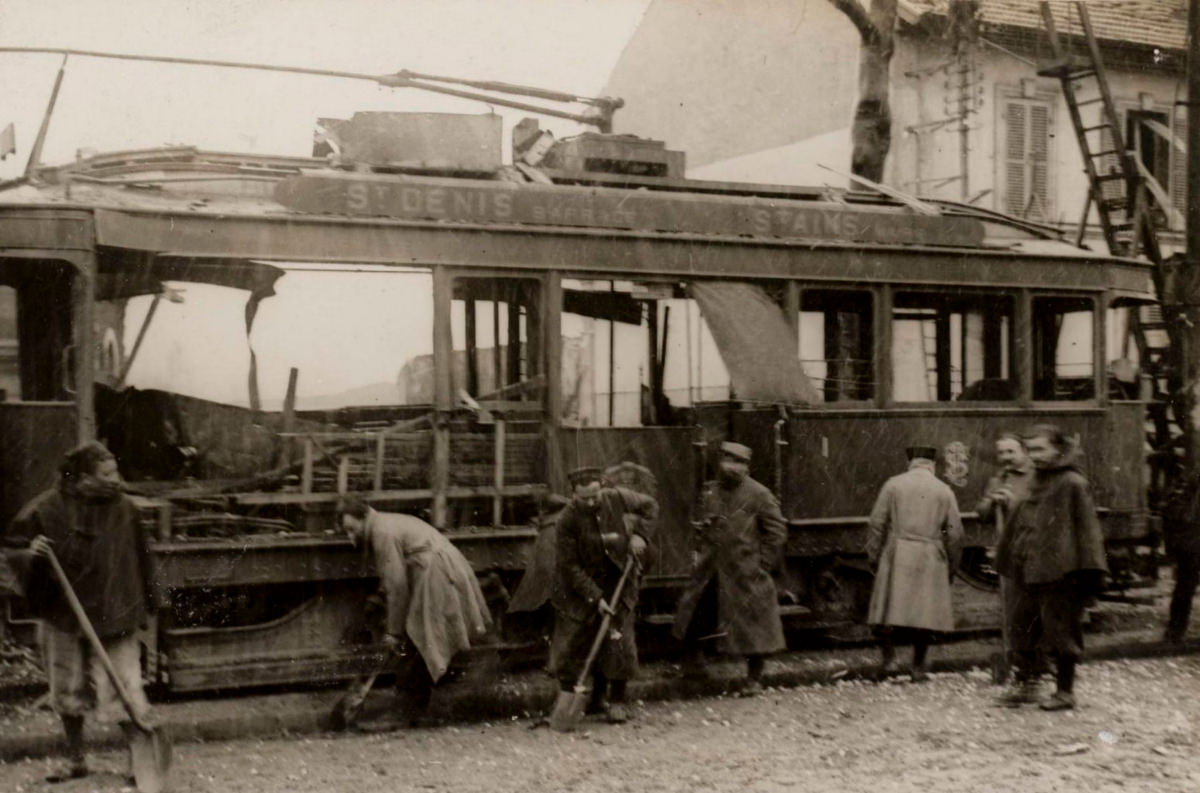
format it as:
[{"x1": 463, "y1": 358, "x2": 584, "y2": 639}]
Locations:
[{"x1": 1, "y1": 630, "x2": 1196, "y2": 763}]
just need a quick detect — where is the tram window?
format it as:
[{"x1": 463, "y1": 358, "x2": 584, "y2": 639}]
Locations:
[
  {"x1": 0, "y1": 286, "x2": 17, "y2": 399},
  {"x1": 1106, "y1": 304, "x2": 1147, "y2": 400},
  {"x1": 559, "y1": 279, "x2": 734, "y2": 427},
  {"x1": 798, "y1": 289, "x2": 873, "y2": 402},
  {"x1": 1033, "y1": 297, "x2": 1095, "y2": 401},
  {"x1": 450, "y1": 277, "x2": 540, "y2": 404},
  {"x1": 891, "y1": 293, "x2": 1014, "y2": 402}
]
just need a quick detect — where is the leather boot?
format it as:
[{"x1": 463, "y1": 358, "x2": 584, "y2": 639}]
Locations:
[{"x1": 46, "y1": 715, "x2": 87, "y2": 784}]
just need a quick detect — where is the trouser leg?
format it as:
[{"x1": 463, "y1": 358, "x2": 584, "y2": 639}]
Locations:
[
  {"x1": 746, "y1": 654, "x2": 765, "y2": 682},
  {"x1": 608, "y1": 679, "x2": 627, "y2": 704},
  {"x1": 63, "y1": 714, "x2": 85, "y2": 765},
  {"x1": 679, "y1": 580, "x2": 719, "y2": 677},
  {"x1": 912, "y1": 640, "x2": 928, "y2": 668},
  {"x1": 45, "y1": 714, "x2": 88, "y2": 783},
  {"x1": 396, "y1": 651, "x2": 434, "y2": 718},
  {"x1": 1167, "y1": 553, "x2": 1200, "y2": 641},
  {"x1": 588, "y1": 670, "x2": 609, "y2": 712},
  {"x1": 1055, "y1": 655, "x2": 1076, "y2": 694}
]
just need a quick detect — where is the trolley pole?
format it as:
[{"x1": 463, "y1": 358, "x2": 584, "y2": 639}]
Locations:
[{"x1": 1185, "y1": 0, "x2": 1200, "y2": 475}]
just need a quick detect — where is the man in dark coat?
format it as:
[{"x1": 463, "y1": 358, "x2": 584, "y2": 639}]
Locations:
[
  {"x1": 550, "y1": 466, "x2": 657, "y2": 724},
  {"x1": 1, "y1": 442, "x2": 160, "y2": 784},
  {"x1": 976, "y1": 432, "x2": 1040, "y2": 702},
  {"x1": 999, "y1": 424, "x2": 1107, "y2": 711},
  {"x1": 1161, "y1": 473, "x2": 1200, "y2": 644},
  {"x1": 673, "y1": 442, "x2": 786, "y2": 696},
  {"x1": 866, "y1": 445, "x2": 963, "y2": 682}
]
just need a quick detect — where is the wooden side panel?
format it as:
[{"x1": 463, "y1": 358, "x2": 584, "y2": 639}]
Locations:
[
  {"x1": 556, "y1": 426, "x2": 697, "y2": 577},
  {"x1": 0, "y1": 403, "x2": 76, "y2": 525}
]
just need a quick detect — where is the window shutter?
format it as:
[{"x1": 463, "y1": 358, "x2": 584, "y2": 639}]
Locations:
[
  {"x1": 1001, "y1": 98, "x2": 1054, "y2": 220},
  {"x1": 1171, "y1": 107, "x2": 1187, "y2": 215},
  {"x1": 1029, "y1": 104, "x2": 1050, "y2": 219},
  {"x1": 1004, "y1": 102, "x2": 1027, "y2": 216}
]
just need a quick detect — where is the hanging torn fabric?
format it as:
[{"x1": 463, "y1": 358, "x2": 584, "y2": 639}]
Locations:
[{"x1": 689, "y1": 281, "x2": 819, "y2": 405}]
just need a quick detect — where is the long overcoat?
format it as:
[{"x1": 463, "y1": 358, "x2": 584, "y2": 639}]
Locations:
[
  {"x1": 996, "y1": 458, "x2": 1107, "y2": 584},
  {"x1": 866, "y1": 465, "x2": 964, "y2": 633},
  {"x1": 361, "y1": 510, "x2": 492, "y2": 682},
  {"x1": 672, "y1": 476, "x2": 786, "y2": 656}
]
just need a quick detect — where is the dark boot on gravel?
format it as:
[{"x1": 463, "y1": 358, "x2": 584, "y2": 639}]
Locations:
[
  {"x1": 1039, "y1": 690, "x2": 1076, "y2": 711},
  {"x1": 46, "y1": 715, "x2": 87, "y2": 784},
  {"x1": 996, "y1": 679, "x2": 1041, "y2": 707}
]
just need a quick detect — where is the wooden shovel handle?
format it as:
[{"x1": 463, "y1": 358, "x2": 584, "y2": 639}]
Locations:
[
  {"x1": 571, "y1": 555, "x2": 637, "y2": 691},
  {"x1": 44, "y1": 548, "x2": 153, "y2": 732}
]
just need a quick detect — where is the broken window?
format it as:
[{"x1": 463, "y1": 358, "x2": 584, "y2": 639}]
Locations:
[
  {"x1": 451, "y1": 277, "x2": 540, "y2": 405},
  {"x1": 560, "y1": 279, "x2": 713, "y2": 427},
  {"x1": 798, "y1": 289, "x2": 873, "y2": 402},
  {"x1": 891, "y1": 292, "x2": 1014, "y2": 402},
  {"x1": 1033, "y1": 296, "x2": 1095, "y2": 401},
  {"x1": 1106, "y1": 302, "x2": 1150, "y2": 400}
]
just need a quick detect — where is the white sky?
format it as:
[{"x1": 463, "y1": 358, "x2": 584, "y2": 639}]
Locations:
[
  {"x1": 0, "y1": 0, "x2": 650, "y2": 174},
  {"x1": 0, "y1": 0, "x2": 655, "y2": 409}
]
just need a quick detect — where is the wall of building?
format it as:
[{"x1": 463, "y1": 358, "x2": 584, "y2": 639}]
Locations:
[{"x1": 603, "y1": 0, "x2": 860, "y2": 172}]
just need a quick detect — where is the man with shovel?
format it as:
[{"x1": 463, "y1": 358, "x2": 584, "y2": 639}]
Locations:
[
  {"x1": 2, "y1": 441, "x2": 162, "y2": 786},
  {"x1": 549, "y1": 466, "x2": 657, "y2": 724},
  {"x1": 335, "y1": 496, "x2": 493, "y2": 729}
]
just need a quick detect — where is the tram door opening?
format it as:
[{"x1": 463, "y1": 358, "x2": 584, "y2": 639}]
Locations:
[{"x1": 0, "y1": 259, "x2": 80, "y2": 524}]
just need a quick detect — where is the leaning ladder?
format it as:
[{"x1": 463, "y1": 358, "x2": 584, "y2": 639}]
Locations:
[{"x1": 1038, "y1": 0, "x2": 1180, "y2": 500}]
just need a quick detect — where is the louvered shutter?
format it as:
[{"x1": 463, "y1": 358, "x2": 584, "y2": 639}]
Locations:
[
  {"x1": 1171, "y1": 107, "x2": 1187, "y2": 216},
  {"x1": 1028, "y1": 104, "x2": 1050, "y2": 219},
  {"x1": 1004, "y1": 102, "x2": 1027, "y2": 216},
  {"x1": 1002, "y1": 98, "x2": 1054, "y2": 220}
]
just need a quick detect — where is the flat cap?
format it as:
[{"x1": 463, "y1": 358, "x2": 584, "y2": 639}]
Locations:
[
  {"x1": 567, "y1": 465, "x2": 604, "y2": 486},
  {"x1": 905, "y1": 445, "x2": 939, "y2": 461},
  {"x1": 720, "y1": 441, "x2": 752, "y2": 462}
]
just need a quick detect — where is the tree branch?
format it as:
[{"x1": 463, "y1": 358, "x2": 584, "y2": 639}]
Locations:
[{"x1": 827, "y1": 0, "x2": 878, "y2": 42}]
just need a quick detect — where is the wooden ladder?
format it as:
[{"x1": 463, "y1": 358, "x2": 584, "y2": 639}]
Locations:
[{"x1": 1038, "y1": 0, "x2": 1180, "y2": 500}]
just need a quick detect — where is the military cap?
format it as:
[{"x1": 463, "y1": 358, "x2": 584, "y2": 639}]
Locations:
[
  {"x1": 566, "y1": 465, "x2": 604, "y2": 486},
  {"x1": 720, "y1": 441, "x2": 752, "y2": 462},
  {"x1": 905, "y1": 445, "x2": 939, "y2": 461}
]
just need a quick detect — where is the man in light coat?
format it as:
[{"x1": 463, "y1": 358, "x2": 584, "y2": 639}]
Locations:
[
  {"x1": 338, "y1": 496, "x2": 492, "y2": 726},
  {"x1": 673, "y1": 442, "x2": 786, "y2": 696},
  {"x1": 866, "y1": 445, "x2": 964, "y2": 682}
]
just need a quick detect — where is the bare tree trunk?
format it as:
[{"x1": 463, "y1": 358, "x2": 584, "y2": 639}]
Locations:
[{"x1": 829, "y1": 0, "x2": 897, "y2": 182}]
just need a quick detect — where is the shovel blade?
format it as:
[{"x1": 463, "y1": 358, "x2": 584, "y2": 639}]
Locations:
[
  {"x1": 130, "y1": 726, "x2": 172, "y2": 793},
  {"x1": 548, "y1": 689, "x2": 587, "y2": 733}
]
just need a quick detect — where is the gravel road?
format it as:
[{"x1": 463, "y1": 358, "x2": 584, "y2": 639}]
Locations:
[{"x1": 2, "y1": 655, "x2": 1197, "y2": 793}]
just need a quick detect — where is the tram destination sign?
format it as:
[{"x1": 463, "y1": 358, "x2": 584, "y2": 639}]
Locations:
[{"x1": 274, "y1": 173, "x2": 985, "y2": 248}]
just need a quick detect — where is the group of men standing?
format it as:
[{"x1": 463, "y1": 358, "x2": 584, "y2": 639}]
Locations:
[
  {"x1": 866, "y1": 426, "x2": 1108, "y2": 712},
  {"x1": 0, "y1": 422, "x2": 1122, "y2": 786}
]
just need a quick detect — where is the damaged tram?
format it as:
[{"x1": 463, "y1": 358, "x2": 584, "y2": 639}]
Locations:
[{"x1": 0, "y1": 120, "x2": 1158, "y2": 691}]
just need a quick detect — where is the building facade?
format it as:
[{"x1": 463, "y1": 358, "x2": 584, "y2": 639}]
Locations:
[{"x1": 602, "y1": 0, "x2": 1187, "y2": 251}]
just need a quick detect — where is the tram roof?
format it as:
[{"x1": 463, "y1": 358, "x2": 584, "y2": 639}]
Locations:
[{"x1": 0, "y1": 146, "x2": 1155, "y2": 300}]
